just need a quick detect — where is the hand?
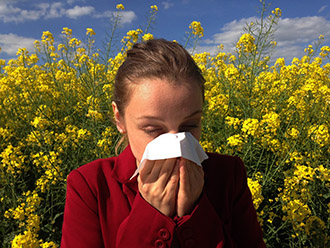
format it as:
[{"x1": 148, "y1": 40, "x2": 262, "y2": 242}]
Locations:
[
  {"x1": 177, "y1": 158, "x2": 204, "y2": 217},
  {"x1": 137, "y1": 158, "x2": 180, "y2": 217}
]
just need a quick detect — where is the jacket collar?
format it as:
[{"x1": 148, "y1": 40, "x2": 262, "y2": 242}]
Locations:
[{"x1": 111, "y1": 145, "x2": 138, "y2": 184}]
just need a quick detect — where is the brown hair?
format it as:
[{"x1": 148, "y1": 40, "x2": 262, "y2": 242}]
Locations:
[{"x1": 113, "y1": 38, "x2": 205, "y2": 114}]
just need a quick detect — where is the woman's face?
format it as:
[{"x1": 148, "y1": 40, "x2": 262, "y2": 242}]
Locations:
[{"x1": 113, "y1": 77, "x2": 203, "y2": 165}]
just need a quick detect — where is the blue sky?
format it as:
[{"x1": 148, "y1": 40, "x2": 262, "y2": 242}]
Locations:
[{"x1": 1, "y1": 0, "x2": 330, "y2": 63}]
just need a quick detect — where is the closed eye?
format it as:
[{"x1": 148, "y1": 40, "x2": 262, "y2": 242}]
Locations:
[
  {"x1": 179, "y1": 124, "x2": 199, "y2": 132},
  {"x1": 142, "y1": 126, "x2": 164, "y2": 135}
]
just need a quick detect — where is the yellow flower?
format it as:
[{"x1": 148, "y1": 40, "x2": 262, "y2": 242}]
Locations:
[
  {"x1": 12, "y1": 205, "x2": 25, "y2": 221},
  {"x1": 40, "y1": 241, "x2": 58, "y2": 248},
  {"x1": 69, "y1": 37, "x2": 81, "y2": 47},
  {"x1": 121, "y1": 28, "x2": 143, "y2": 51},
  {"x1": 242, "y1": 118, "x2": 260, "y2": 136},
  {"x1": 11, "y1": 230, "x2": 39, "y2": 248},
  {"x1": 189, "y1": 21, "x2": 204, "y2": 38},
  {"x1": 225, "y1": 116, "x2": 241, "y2": 129},
  {"x1": 142, "y1": 33, "x2": 154, "y2": 41},
  {"x1": 86, "y1": 28, "x2": 96, "y2": 36},
  {"x1": 236, "y1": 33, "x2": 256, "y2": 54},
  {"x1": 116, "y1": 4, "x2": 125, "y2": 10},
  {"x1": 271, "y1": 8, "x2": 282, "y2": 17},
  {"x1": 304, "y1": 44, "x2": 314, "y2": 55},
  {"x1": 247, "y1": 173, "x2": 264, "y2": 210},
  {"x1": 282, "y1": 199, "x2": 311, "y2": 225},
  {"x1": 61, "y1": 27, "x2": 72, "y2": 36},
  {"x1": 227, "y1": 134, "x2": 244, "y2": 151},
  {"x1": 150, "y1": 5, "x2": 158, "y2": 11},
  {"x1": 1, "y1": 6, "x2": 330, "y2": 246},
  {"x1": 200, "y1": 140, "x2": 214, "y2": 152},
  {"x1": 305, "y1": 216, "x2": 326, "y2": 236},
  {"x1": 229, "y1": 55, "x2": 236, "y2": 62},
  {"x1": 308, "y1": 124, "x2": 329, "y2": 147},
  {"x1": 320, "y1": 45, "x2": 330, "y2": 57},
  {"x1": 31, "y1": 116, "x2": 48, "y2": 129},
  {"x1": 41, "y1": 31, "x2": 54, "y2": 44},
  {"x1": 261, "y1": 111, "x2": 280, "y2": 134},
  {"x1": 0, "y1": 58, "x2": 5, "y2": 66},
  {"x1": 286, "y1": 127, "x2": 300, "y2": 139},
  {"x1": 315, "y1": 165, "x2": 330, "y2": 181}
]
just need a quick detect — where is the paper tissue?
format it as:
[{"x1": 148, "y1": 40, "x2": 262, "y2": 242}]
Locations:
[{"x1": 130, "y1": 132, "x2": 208, "y2": 179}]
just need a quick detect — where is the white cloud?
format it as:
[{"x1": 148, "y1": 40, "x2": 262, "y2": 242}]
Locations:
[
  {"x1": 0, "y1": 33, "x2": 35, "y2": 56},
  {"x1": 66, "y1": 0, "x2": 86, "y2": 4},
  {"x1": 67, "y1": 0, "x2": 76, "y2": 4},
  {"x1": 273, "y1": 16, "x2": 330, "y2": 61},
  {"x1": 0, "y1": 2, "x2": 46, "y2": 23},
  {"x1": 192, "y1": 45, "x2": 219, "y2": 55},
  {"x1": 45, "y1": 2, "x2": 66, "y2": 19},
  {"x1": 318, "y1": 5, "x2": 327, "y2": 13},
  {"x1": 197, "y1": 16, "x2": 330, "y2": 62},
  {"x1": 119, "y1": 11, "x2": 137, "y2": 24},
  {"x1": 65, "y1": 5, "x2": 94, "y2": 19},
  {"x1": 162, "y1": 1, "x2": 174, "y2": 10},
  {"x1": 271, "y1": 45, "x2": 302, "y2": 63},
  {"x1": 0, "y1": 1, "x2": 136, "y2": 23},
  {"x1": 93, "y1": 10, "x2": 136, "y2": 24},
  {"x1": 211, "y1": 17, "x2": 255, "y2": 49},
  {"x1": 276, "y1": 16, "x2": 330, "y2": 46}
]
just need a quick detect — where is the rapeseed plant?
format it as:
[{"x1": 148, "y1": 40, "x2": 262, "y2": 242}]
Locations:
[{"x1": 0, "y1": 1, "x2": 329, "y2": 247}]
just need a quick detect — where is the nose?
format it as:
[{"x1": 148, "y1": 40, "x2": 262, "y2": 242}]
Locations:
[{"x1": 168, "y1": 129, "x2": 179, "y2": 134}]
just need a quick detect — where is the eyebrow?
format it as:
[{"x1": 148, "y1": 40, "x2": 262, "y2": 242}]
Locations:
[{"x1": 136, "y1": 109, "x2": 203, "y2": 121}]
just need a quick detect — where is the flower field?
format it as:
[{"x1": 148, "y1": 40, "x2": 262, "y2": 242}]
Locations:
[{"x1": 1, "y1": 2, "x2": 330, "y2": 247}]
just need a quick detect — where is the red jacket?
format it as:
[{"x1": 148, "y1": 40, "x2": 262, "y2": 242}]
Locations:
[{"x1": 61, "y1": 145, "x2": 266, "y2": 248}]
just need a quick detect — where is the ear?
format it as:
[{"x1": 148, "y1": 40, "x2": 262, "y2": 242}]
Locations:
[{"x1": 112, "y1": 101, "x2": 126, "y2": 134}]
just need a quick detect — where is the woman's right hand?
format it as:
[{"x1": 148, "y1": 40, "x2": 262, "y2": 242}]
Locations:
[{"x1": 137, "y1": 158, "x2": 180, "y2": 217}]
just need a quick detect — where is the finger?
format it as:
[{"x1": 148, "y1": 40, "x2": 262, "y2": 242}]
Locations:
[
  {"x1": 158, "y1": 158, "x2": 179, "y2": 188},
  {"x1": 139, "y1": 159, "x2": 156, "y2": 182},
  {"x1": 179, "y1": 159, "x2": 204, "y2": 193},
  {"x1": 164, "y1": 158, "x2": 180, "y2": 189},
  {"x1": 185, "y1": 159, "x2": 204, "y2": 178},
  {"x1": 139, "y1": 159, "x2": 153, "y2": 175},
  {"x1": 179, "y1": 159, "x2": 189, "y2": 192},
  {"x1": 159, "y1": 158, "x2": 177, "y2": 176},
  {"x1": 140, "y1": 159, "x2": 173, "y2": 184},
  {"x1": 187, "y1": 160, "x2": 204, "y2": 192}
]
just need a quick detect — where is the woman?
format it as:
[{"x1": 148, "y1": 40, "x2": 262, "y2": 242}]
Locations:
[{"x1": 61, "y1": 39, "x2": 266, "y2": 247}]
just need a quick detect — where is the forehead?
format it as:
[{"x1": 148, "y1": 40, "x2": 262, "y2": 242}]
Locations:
[{"x1": 125, "y1": 78, "x2": 203, "y2": 117}]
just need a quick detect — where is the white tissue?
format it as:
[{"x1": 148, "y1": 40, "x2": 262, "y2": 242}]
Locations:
[{"x1": 130, "y1": 132, "x2": 208, "y2": 179}]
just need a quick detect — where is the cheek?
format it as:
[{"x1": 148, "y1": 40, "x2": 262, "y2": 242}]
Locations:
[
  {"x1": 191, "y1": 127, "x2": 202, "y2": 141},
  {"x1": 122, "y1": 118, "x2": 148, "y2": 165},
  {"x1": 126, "y1": 130, "x2": 152, "y2": 165}
]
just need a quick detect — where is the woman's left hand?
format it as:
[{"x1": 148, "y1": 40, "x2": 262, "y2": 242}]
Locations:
[{"x1": 176, "y1": 158, "x2": 204, "y2": 217}]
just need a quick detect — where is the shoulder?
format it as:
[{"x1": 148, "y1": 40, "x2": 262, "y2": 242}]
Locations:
[
  {"x1": 202, "y1": 152, "x2": 248, "y2": 212},
  {"x1": 66, "y1": 157, "x2": 117, "y2": 194},
  {"x1": 202, "y1": 152, "x2": 247, "y2": 194},
  {"x1": 66, "y1": 145, "x2": 137, "y2": 191},
  {"x1": 203, "y1": 152, "x2": 245, "y2": 175},
  {"x1": 76, "y1": 157, "x2": 117, "y2": 176}
]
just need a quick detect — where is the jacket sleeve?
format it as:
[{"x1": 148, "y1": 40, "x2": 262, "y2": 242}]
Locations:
[
  {"x1": 61, "y1": 170, "x2": 104, "y2": 248},
  {"x1": 116, "y1": 157, "x2": 266, "y2": 248},
  {"x1": 61, "y1": 157, "x2": 265, "y2": 248},
  {"x1": 171, "y1": 157, "x2": 265, "y2": 248},
  {"x1": 174, "y1": 192, "x2": 228, "y2": 248},
  {"x1": 116, "y1": 192, "x2": 228, "y2": 248},
  {"x1": 61, "y1": 169, "x2": 225, "y2": 248},
  {"x1": 116, "y1": 192, "x2": 177, "y2": 247}
]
